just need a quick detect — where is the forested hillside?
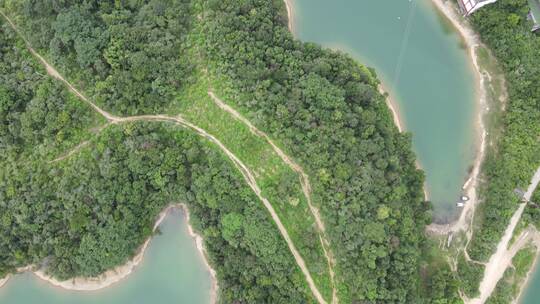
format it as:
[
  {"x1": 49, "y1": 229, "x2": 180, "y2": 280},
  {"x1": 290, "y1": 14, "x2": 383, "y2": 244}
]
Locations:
[
  {"x1": 0, "y1": 5, "x2": 314, "y2": 302},
  {"x1": 198, "y1": 0, "x2": 459, "y2": 302},
  {"x1": 454, "y1": 0, "x2": 540, "y2": 298},
  {"x1": 0, "y1": 0, "x2": 458, "y2": 303},
  {"x1": 467, "y1": 0, "x2": 540, "y2": 262},
  {"x1": 2, "y1": 0, "x2": 194, "y2": 115}
]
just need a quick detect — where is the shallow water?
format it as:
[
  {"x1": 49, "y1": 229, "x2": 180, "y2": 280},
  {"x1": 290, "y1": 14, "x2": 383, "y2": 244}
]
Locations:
[
  {"x1": 0, "y1": 209, "x2": 212, "y2": 304},
  {"x1": 521, "y1": 262, "x2": 540, "y2": 304},
  {"x1": 291, "y1": 0, "x2": 477, "y2": 221},
  {"x1": 1, "y1": 2, "x2": 479, "y2": 302}
]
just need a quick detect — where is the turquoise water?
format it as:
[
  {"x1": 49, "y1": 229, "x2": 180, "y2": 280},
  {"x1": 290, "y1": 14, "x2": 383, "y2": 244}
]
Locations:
[
  {"x1": 291, "y1": 0, "x2": 477, "y2": 221},
  {"x1": 0, "y1": 2, "x2": 479, "y2": 302},
  {"x1": 521, "y1": 262, "x2": 540, "y2": 304},
  {"x1": 0, "y1": 208, "x2": 212, "y2": 304}
]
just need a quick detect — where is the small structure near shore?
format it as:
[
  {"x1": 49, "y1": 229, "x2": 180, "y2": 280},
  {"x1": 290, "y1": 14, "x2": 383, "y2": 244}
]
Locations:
[
  {"x1": 458, "y1": 0, "x2": 540, "y2": 32},
  {"x1": 456, "y1": 195, "x2": 470, "y2": 207},
  {"x1": 457, "y1": 0, "x2": 498, "y2": 15}
]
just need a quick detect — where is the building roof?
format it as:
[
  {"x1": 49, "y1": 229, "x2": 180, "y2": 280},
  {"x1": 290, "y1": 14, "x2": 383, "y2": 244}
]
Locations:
[{"x1": 459, "y1": 0, "x2": 499, "y2": 15}]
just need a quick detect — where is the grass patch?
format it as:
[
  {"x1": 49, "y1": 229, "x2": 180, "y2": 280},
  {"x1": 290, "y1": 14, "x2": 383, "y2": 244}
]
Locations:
[
  {"x1": 171, "y1": 75, "x2": 333, "y2": 301},
  {"x1": 486, "y1": 244, "x2": 537, "y2": 304}
]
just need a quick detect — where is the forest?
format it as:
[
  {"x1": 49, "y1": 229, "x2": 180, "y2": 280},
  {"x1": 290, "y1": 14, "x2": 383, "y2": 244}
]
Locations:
[
  {"x1": 0, "y1": 0, "x2": 461, "y2": 303},
  {"x1": 455, "y1": 0, "x2": 540, "y2": 298},
  {"x1": 466, "y1": 0, "x2": 540, "y2": 266},
  {"x1": 198, "y1": 0, "x2": 458, "y2": 302}
]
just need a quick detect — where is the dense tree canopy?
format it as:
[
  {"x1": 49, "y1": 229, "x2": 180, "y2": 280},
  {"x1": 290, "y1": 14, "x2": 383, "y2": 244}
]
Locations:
[
  {"x1": 198, "y1": 0, "x2": 437, "y2": 302},
  {"x1": 0, "y1": 0, "x2": 459, "y2": 303},
  {"x1": 2, "y1": 0, "x2": 194, "y2": 115},
  {"x1": 452, "y1": 0, "x2": 540, "y2": 298},
  {"x1": 465, "y1": 0, "x2": 540, "y2": 262}
]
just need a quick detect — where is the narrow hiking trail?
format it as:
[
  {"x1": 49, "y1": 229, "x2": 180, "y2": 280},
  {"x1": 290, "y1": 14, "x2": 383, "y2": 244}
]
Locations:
[
  {"x1": 0, "y1": 11, "x2": 329, "y2": 304},
  {"x1": 208, "y1": 91, "x2": 339, "y2": 304},
  {"x1": 466, "y1": 167, "x2": 540, "y2": 304},
  {"x1": 50, "y1": 123, "x2": 110, "y2": 163}
]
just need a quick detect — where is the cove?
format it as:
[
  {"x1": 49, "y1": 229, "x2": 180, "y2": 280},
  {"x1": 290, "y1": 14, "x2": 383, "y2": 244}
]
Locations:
[
  {"x1": 0, "y1": 208, "x2": 212, "y2": 304},
  {"x1": 290, "y1": 0, "x2": 477, "y2": 221}
]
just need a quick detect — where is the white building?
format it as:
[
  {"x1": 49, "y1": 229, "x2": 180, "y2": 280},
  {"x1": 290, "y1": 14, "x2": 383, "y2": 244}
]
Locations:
[{"x1": 457, "y1": 0, "x2": 498, "y2": 15}]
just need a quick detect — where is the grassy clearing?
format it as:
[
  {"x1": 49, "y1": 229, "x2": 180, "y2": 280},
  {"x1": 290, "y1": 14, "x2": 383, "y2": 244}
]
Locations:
[
  {"x1": 171, "y1": 76, "x2": 333, "y2": 301},
  {"x1": 457, "y1": 251, "x2": 484, "y2": 298}
]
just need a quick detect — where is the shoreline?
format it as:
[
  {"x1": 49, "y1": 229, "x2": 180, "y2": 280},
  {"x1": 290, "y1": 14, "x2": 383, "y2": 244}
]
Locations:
[
  {"x1": 0, "y1": 275, "x2": 9, "y2": 289},
  {"x1": 0, "y1": 204, "x2": 219, "y2": 303},
  {"x1": 284, "y1": 0, "x2": 294, "y2": 32},
  {"x1": 427, "y1": 0, "x2": 490, "y2": 234},
  {"x1": 377, "y1": 84, "x2": 404, "y2": 133},
  {"x1": 514, "y1": 241, "x2": 540, "y2": 304},
  {"x1": 377, "y1": 83, "x2": 429, "y2": 201},
  {"x1": 179, "y1": 204, "x2": 219, "y2": 304}
]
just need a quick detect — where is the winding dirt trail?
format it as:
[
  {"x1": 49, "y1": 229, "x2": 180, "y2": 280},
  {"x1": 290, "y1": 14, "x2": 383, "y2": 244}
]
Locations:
[
  {"x1": 0, "y1": 10, "x2": 328, "y2": 304},
  {"x1": 466, "y1": 167, "x2": 540, "y2": 304},
  {"x1": 208, "y1": 91, "x2": 338, "y2": 303}
]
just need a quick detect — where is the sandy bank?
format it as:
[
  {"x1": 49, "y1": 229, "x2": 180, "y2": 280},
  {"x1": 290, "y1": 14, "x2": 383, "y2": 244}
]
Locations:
[
  {"x1": 179, "y1": 204, "x2": 219, "y2": 304},
  {"x1": 0, "y1": 275, "x2": 9, "y2": 289},
  {"x1": 426, "y1": 0, "x2": 491, "y2": 236},
  {"x1": 377, "y1": 84, "x2": 404, "y2": 133},
  {"x1": 284, "y1": 0, "x2": 294, "y2": 32},
  {"x1": 0, "y1": 204, "x2": 219, "y2": 303}
]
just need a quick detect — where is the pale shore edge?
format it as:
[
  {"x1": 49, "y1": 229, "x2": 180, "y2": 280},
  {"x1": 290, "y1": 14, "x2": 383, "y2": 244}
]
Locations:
[
  {"x1": 377, "y1": 84, "x2": 404, "y2": 133},
  {"x1": 0, "y1": 275, "x2": 9, "y2": 289},
  {"x1": 377, "y1": 83, "x2": 429, "y2": 201},
  {"x1": 513, "y1": 244, "x2": 540, "y2": 304},
  {"x1": 0, "y1": 204, "x2": 219, "y2": 303},
  {"x1": 179, "y1": 204, "x2": 219, "y2": 304},
  {"x1": 284, "y1": 0, "x2": 294, "y2": 32},
  {"x1": 426, "y1": 0, "x2": 490, "y2": 236},
  {"x1": 285, "y1": 0, "x2": 428, "y2": 202}
]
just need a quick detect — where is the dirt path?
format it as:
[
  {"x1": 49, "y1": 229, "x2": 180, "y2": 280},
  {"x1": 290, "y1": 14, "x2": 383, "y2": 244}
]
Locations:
[
  {"x1": 466, "y1": 167, "x2": 540, "y2": 304},
  {"x1": 0, "y1": 11, "x2": 328, "y2": 304},
  {"x1": 50, "y1": 123, "x2": 110, "y2": 163},
  {"x1": 208, "y1": 91, "x2": 338, "y2": 303}
]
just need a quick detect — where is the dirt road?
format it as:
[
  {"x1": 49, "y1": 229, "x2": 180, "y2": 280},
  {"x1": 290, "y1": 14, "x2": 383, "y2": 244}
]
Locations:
[
  {"x1": 467, "y1": 167, "x2": 540, "y2": 304},
  {"x1": 208, "y1": 91, "x2": 338, "y2": 303},
  {"x1": 0, "y1": 10, "x2": 328, "y2": 304}
]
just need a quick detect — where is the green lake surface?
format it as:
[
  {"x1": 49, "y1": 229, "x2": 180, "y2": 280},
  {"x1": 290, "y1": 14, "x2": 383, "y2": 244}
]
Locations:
[
  {"x1": 0, "y1": 208, "x2": 212, "y2": 304},
  {"x1": 291, "y1": 0, "x2": 477, "y2": 221},
  {"x1": 1, "y1": 1, "x2": 480, "y2": 303},
  {"x1": 521, "y1": 264, "x2": 540, "y2": 304}
]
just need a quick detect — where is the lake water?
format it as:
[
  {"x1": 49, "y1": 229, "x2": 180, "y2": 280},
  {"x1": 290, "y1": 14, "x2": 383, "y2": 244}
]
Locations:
[
  {"x1": 0, "y1": 1, "x2": 479, "y2": 303},
  {"x1": 521, "y1": 262, "x2": 540, "y2": 304},
  {"x1": 0, "y1": 208, "x2": 212, "y2": 304},
  {"x1": 290, "y1": 0, "x2": 477, "y2": 221}
]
